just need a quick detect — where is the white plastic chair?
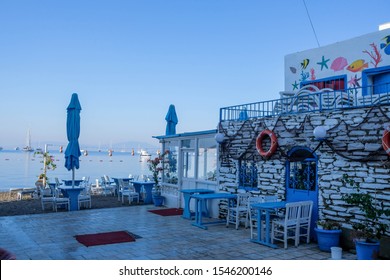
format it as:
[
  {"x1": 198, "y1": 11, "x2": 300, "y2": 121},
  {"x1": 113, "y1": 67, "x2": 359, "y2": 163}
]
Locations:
[
  {"x1": 40, "y1": 186, "x2": 55, "y2": 211},
  {"x1": 78, "y1": 184, "x2": 92, "y2": 209},
  {"x1": 226, "y1": 193, "x2": 251, "y2": 229},
  {"x1": 271, "y1": 201, "x2": 301, "y2": 249},
  {"x1": 118, "y1": 179, "x2": 139, "y2": 205},
  {"x1": 53, "y1": 188, "x2": 70, "y2": 212},
  {"x1": 297, "y1": 200, "x2": 313, "y2": 245},
  {"x1": 91, "y1": 179, "x2": 104, "y2": 195}
]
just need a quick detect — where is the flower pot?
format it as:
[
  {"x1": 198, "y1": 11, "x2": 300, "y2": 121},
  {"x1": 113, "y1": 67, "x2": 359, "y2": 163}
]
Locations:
[
  {"x1": 314, "y1": 228, "x2": 342, "y2": 252},
  {"x1": 152, "y1": 195, "x2": 164, "y2": 207},
  {"x1": 355, "y1": 240, "x2": 380, "y2": 260}
]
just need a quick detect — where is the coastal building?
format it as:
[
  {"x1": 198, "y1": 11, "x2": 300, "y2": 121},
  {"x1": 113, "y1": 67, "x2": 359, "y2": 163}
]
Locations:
[
  {"x1": 154, "y1": 27, "x2": 390, "y2": 256},
  {"x1": 216, "y1": 28, "x2": 390, "y2": 255}
]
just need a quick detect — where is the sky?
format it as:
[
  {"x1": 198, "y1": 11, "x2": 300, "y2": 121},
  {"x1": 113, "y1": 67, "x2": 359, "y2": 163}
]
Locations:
[{"x1": 0, "y1": 0, "x2": 389, "y2": 151}]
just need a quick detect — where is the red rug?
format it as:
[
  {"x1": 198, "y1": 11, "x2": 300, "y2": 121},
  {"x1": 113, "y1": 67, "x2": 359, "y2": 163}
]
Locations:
[
  {"x1": 75, "y1": 231, "x2": 136, "y2": 247},
  {"x1": 148, "y1": 208, "x2": 183, "y2": 216}
]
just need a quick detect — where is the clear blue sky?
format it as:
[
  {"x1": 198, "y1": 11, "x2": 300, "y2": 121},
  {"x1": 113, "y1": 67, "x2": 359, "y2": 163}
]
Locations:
[{"x1": 0, "y1": 0, "x2": 389, "y2": 150}]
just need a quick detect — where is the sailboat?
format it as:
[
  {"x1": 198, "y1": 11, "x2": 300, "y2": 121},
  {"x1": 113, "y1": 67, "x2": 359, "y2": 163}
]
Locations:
[{"x1": 22, "y1": 130, "x2": 34, "y2": 152}]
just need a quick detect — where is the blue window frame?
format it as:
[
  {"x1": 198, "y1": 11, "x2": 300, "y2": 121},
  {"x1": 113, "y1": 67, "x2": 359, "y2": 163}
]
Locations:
[
  {"x1": 286, "y1": 147, "x2": 317, "y2": 192},
  {"x1": 362, "y1": 65, "x2": 390, "y2": 96},
  {"x1": 238, "y1": 160, "x2": 258, "y2": 189},
  {"x1": 301, "y1": 75, "x2": 347, "y2": 91}
]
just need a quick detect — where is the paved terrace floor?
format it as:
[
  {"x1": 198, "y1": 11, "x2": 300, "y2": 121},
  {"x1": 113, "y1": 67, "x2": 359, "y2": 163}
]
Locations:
[{"x1": 0, "y1": 205, "x2": 356, "y2": 260}]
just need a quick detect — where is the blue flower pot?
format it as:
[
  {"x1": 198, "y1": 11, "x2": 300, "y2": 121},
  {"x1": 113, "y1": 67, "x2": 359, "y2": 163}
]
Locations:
[
  {"x1": 315, "y1": 228, "x2": 342, "y2": 252},
  {"x1": 153, "y1": 195, "x2": 164, "y2": 207},
  {"x1": 355, "y1": 240, "x2": 380, "y2": 260}
]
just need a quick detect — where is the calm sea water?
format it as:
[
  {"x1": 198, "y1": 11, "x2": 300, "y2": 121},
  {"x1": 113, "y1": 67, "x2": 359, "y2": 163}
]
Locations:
[{"x1": 0, "y1": 150, "x2": 154, "y2": 191}]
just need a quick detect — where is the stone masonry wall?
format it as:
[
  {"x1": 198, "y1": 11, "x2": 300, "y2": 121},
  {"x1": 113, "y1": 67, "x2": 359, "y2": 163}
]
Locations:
[{"x1": 217, "y1": 106, "x2": 390, "y2": 235}]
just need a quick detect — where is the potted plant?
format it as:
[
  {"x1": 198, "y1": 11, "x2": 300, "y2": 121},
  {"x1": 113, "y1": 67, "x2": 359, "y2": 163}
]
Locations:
[
  {"x1": 315, "y1": 220, "x2": 342, "y2": 252},
  {"x1": 147, "y1": 151, "x2": 168, "y2": 206},
  {"x1": 340, "y1": 174, "x2": 390, "y2": 260}
]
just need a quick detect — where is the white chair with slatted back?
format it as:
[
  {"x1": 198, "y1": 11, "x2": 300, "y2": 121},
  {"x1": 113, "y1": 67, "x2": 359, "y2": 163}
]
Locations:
[
  {"x1": 226, "y1": 192, "x2": 251, "y2": 230},
  {"x1": 53, "y1": 188, "x2": 70, "y2": 212},
  {"x1": 78, "y1": 184, "x2": 92, "y2": 209},
  {"x1": 40, "y1": 186, "x2": 55, "y2": 211},
  {"x1": 271, "y1": 201, "x2": 301, "y2": 249},
  {"x1": 118, "y1": 179, "x2": 139, "y2": 205},
  {"x1": 297, "y1": 200, "x2": 313, "y2": 245}
]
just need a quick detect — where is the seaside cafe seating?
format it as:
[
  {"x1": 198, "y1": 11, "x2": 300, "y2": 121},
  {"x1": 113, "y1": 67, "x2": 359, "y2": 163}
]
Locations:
[
  {"x1": 226, "y1": 192, "x2": 251, "y2": 230},
  {"x1": 78, "y1": 184, "x2": 92, "y2": 209},
  {"x1": 297, "y1": 200, "x2": 313, "y2": 245},
  {"x1": 247, "y1": 195, "x2": 279, "y2": 239},
  {"x1": 270, "y1": 201, "x2": 301, "y2": 249},
  {"x1": 118, "y1": 178, "x2": 139, "y2": 205}
]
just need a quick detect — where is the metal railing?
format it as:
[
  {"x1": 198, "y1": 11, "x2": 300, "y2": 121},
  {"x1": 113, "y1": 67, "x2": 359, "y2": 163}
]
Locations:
[{"x1": 219, "y1": 83, "x2": 390, "y2": 121}]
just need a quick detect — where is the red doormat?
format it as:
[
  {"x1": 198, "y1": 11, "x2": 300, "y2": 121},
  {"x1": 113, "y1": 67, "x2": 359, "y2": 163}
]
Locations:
[
  {"x1": 74, "y1": 231, "x2": 137, "y2": 247},
  {"x1": 148, "y1": 208, "x2": 183, "y2": 216}
]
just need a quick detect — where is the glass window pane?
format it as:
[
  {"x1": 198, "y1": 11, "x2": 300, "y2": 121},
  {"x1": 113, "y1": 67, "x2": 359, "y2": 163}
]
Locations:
[
  {"x1": 183, "y1": 150, "x2": 195, "y2": 178},
  {"x1": 198, "y1": 138, "x2": 217, "y2": 181}
]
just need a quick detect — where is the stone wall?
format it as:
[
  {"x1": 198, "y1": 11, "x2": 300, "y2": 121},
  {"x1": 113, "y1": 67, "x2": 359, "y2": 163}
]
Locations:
[{"x1": 217, "y1": 106, "x2": 390, "y2": 235}]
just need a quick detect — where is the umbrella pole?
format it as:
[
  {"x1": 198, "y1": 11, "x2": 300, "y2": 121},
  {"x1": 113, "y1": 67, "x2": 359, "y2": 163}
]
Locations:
[{"x1": 72, "y1": 167, "x2": 75, "y2": 188}]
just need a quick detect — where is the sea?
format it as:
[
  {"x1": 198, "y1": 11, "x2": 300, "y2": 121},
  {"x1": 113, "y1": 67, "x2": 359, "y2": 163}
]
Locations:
[{"x1": 0, "y1": 149, "x2": 155, "y2": 192}]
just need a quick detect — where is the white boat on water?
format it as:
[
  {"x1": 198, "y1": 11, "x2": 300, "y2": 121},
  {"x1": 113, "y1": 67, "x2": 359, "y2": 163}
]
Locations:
[
  {"x1": 139, "y1": 149, "x2": 151, "y2": 157},
  {"x1": 23, "y1": 129, "x2": 34, "y2": 152}
]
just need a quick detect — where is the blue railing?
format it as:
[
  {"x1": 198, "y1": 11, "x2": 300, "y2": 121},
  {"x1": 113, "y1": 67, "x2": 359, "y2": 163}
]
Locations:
[{"x1": 219, "y1": 84, "x2": 390, "y2": 121}]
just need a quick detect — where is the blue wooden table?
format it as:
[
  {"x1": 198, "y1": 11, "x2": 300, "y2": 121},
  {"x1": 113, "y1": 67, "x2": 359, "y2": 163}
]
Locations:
[
  {"x1": 132, "y1": 181, "x2": 155, "y2": 204},
  {"x1": 191, "y1": 193, "x2": 237, "y2": 229},
  {"x1": 62, "y1": 179, "x2": 84, "y2": 187},
  {"x1": 58, "y1": 186, "x2": 85, "y2": 211},
  {"x1": 180, "y1": 189, "x2": 215, "y2": 219},
  {"x1": 250, "y1": 201, "x2": 286, "y2": 248}
]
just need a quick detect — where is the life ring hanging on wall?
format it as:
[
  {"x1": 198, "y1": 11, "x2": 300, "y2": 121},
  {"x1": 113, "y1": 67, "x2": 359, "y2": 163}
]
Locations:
[
  {"x1": 382, "y1": 128, "x2": 390, "y2": 156},
  {"x1": 256, "y1": 129, "x2": 278, "y2": 158}
]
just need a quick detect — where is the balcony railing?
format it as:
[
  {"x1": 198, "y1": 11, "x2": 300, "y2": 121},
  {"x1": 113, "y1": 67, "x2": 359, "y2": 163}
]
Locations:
[{"x1": 219, "y1": 83, "x2": 390, "y2": 122}]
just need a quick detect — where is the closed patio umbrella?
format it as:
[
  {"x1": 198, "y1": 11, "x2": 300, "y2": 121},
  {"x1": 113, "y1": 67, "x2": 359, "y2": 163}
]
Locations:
[
  {"x1": 64, "y1": 93, "x2": 82, "y2": 188},
  {"x1": 165, "y1": 104, "x2": 178, "y2": 135}
]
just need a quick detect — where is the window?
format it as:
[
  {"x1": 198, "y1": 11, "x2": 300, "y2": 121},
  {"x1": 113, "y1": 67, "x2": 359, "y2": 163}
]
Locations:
[
  {"x1": 362, "y1": 66, "x2": 390, "y2": 96},
  {"x1": 198, "y1": 138, "x2": 217, "y2": 181},
  {"x1": 182, "y1": 139, "x2": 195, "y2": 179},
  {"x1": 162, "y1": 140, "x2": 179, "y2": 185},
  {"x1": 301, "y1": 75, "x2": 346, "y2": 91},
  {"x1": 286, "y1": 148, "x2": 317, "y2": 191},
  {"x1": 238, "y1": 160, "x2": 258, "y2": 188}
]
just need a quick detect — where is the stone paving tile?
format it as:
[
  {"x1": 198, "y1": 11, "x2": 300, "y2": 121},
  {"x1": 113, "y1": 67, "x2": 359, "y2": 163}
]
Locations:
[{"x1": 0, "y1": 205, "x2": 357, "y2": 260}]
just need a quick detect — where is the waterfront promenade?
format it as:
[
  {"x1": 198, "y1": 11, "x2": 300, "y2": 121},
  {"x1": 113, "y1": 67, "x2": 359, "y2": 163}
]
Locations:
[{"x1": 0, "y1": 204, "x2": 357, "y2": 260}]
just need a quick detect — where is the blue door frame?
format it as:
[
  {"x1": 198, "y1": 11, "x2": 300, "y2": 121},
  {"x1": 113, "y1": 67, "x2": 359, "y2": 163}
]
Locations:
[{"x1": 285, "y1": 146, "x2": 318, "y2": 239}]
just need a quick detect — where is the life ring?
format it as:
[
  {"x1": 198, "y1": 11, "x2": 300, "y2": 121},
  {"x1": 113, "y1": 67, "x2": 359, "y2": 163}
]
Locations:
[
  {"x1": 256, "y1": 129, "x2": 278, "y2": 158},
  {"x1": 382, "y1": 129, "x2": 390, "y2": 156}
]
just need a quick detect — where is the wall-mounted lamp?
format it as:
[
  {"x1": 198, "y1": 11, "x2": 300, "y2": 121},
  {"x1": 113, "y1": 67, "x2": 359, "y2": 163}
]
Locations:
[
  {"x1": 313, "y1": 125, "x2": 328, "y2": 141},
  {"x1": 215, "y1": 132, "x2": 226, "y2": 144}
]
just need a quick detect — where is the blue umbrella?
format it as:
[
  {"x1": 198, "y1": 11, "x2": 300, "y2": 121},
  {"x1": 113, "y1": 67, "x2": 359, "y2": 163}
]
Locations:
[
  {"x1": 165, "y1": 104, "x2": 178, "y2": 135},
  {"x1": 64, "y1": 93, "x2": 82, "y2": 188}
]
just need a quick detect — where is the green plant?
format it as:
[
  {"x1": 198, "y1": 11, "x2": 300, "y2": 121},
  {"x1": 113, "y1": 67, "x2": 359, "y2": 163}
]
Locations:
[
  {"x1": 340, "y1": 174, "x2": 390, "y2": 240},
  {"x1": 34, "y1": 151, "x2": 57, "y2": 187},
  {"x1": 147, "y1": 150, "x2": 169, "y2": 186},
  {"x1": 317, "y1": 220, "x2": 341, "y2": 230}
]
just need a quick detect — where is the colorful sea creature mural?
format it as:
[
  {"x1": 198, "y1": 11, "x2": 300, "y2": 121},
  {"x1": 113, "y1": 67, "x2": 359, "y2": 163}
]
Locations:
[
  {"x1": 363, "y1": 43, "x2": 382, "y2": 67},
  {"x1": 301, "y1": 59, "x2": 310, "y2": 69},
  {"x1": 317, "y1": 55, "x2": 330, "y2": 70},
  {"x1": 348, "y1": 74, "x2": 361, "y2": 88},
  {"x1": 330, "y1": 57, "x2": 348, "y2": 71},
  {"x1": 290, "y1": 66, "x2": 297, "y2": 73},
  {"x1": 300, "y1": 70, "x2": 309, "y2": 82},
  {"x1": 292, "y1": 81, "x2": 299, "y2": 90},
  {"x1": 346, "y1": 59, "x2": 368, "y2": 72},
  {"x1": 380, "y1": 35, "x2": 390, "y2": 55},
  {"x1": 310, "y1": 68, "x2": 316, "y2": 80}
]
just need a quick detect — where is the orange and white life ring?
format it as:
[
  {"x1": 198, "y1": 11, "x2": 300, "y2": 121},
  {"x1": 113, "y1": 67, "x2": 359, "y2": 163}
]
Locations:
[
  {"x1": 382, "y1": 129, "x2": 390, "y2": 156},
  {"x1": 256, "y1": 129, "x2": 278, "y2": 158}
]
